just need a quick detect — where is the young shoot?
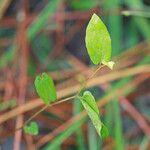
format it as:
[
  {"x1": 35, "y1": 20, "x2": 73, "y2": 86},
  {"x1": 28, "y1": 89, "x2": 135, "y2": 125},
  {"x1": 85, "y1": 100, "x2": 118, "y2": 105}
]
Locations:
[{"x1": 23, "y1": 13, "x2": 114, "y2": 138}]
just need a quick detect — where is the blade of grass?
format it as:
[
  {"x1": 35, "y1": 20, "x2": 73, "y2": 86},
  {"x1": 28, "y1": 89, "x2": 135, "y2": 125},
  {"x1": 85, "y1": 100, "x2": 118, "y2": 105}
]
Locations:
[
  {"x1": 125, "y1": 0, "x2": 150, "y2": 40},
  {"x1": 103, "y1": 0, "x2": 123, "y2": 56},
  {"x1": 104, "y1": 78, "x2": 131, "y2": 150},
  {"x1": 113, "y1": 99, "x2": 124, "y2": 150},
  {"x1": 44, "y1": 116, "x2": 87, "y2": 150},
  {"x1": 103, "y1": 1, "x2": 123, "y2": 145},
  {"x1": 27, "y1": 0, "x2": 60, "y2": 41},
  {"x1": 126, "y1": 20, "x2": 139, "y2": 48},
  {"x1": 73, "y1": 98, "x2": 85, "y2": 150},
  {"x1": 104, "y1": 101, "x2": 113, "y2": 135},
  {"x1": 88, "y1": 122, "x2": 100, "y2": 150},
  {"x1": 110, "y1": 47, "x2": 150, "y2": 150},
  {"x1": 111, "y1": 52, "x2": 150, "y2": 149}
]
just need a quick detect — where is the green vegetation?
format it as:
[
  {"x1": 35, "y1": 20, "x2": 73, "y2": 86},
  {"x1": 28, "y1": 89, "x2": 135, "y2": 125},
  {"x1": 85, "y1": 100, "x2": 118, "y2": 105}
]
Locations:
[
  {"x1": 24, "y1": 13, "x2": 112, "y2": 139},
  {"x1": 1, "y1": 0, "x2": 150, "y2": 149},
  {"x1": 24, "y1": 121, "x2": 39, "y2": 135}
]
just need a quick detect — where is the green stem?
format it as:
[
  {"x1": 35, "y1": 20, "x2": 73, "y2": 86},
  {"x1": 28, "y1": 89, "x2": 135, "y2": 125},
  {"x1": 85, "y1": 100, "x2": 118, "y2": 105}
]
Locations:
[
  {"x1": 76, "y1": 64, "x2": 105, "y2": 96},
  {"x1": 14, "y1": 64, "x2": 105, "y2": 133},
  {"x1": 24, "y1": 95, "x2": 76, "y2": 126}
]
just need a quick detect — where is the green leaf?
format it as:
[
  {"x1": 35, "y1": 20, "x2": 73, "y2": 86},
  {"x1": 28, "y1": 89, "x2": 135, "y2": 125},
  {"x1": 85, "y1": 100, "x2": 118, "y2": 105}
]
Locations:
[
  {"x1": 23, "y1": 121, "x2": 39, "y2": 135},
  {"x1": 70, "y1": 0, "x2": 97, "y2": 10},
  {"x1": 82, "y1": 91, "x2": 99, "y2": 115},
  {"x1": 85, "y1": 13, "x2": 112, "y2": 65},
  {"x1": 100, "y1": 123, "x2": 109, "y2": 139},
  {"x1": 88, "y1": 122, "x2": 99, "y2": 150},
  {"x1": 34, "y1": 73, "x2": 57, "y2": 105},
  {"x1": 80, "y1": 91, "x2": 109, "y2": 139}
]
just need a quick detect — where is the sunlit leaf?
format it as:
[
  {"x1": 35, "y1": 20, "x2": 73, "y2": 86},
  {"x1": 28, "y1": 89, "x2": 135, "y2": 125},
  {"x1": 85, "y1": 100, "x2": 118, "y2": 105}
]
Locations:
[
  {"x1": 23, "y1": 121, "x2": 39, "y2": 135},
  {"x1": 34, "y1": 72, "x2": 57, "y2": 105},
  {"x1": 85, "y1": 13, "x2": 112, "y2": 66}
]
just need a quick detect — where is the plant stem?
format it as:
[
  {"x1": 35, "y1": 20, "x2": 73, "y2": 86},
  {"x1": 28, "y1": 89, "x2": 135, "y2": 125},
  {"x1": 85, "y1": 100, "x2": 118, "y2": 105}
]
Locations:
[
  {"x1": 25, "y1": 105, "x2": 49, "y2": 125},
  {"x1": 8, "y1": 96, "x2": 77, "y2": 135},
  {"x1": 15, "y1": 64, "x2": 104, "y2": 133},
  {"x1": 23, "y1": 95, "x2": 76, "y2": 126},
  {"x1": 77, "y1": 64, "x2": 105, "y2": 96},
  {"x1": 87, "y1": 65, "x2": 105, "y2": 81}
]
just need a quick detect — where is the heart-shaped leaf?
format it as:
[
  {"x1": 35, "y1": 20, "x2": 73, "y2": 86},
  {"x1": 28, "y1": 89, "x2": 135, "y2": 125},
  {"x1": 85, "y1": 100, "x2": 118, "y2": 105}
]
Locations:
[
  {"x1": 85, "y1": 13, "x2": 114, "y2": 69},
  {"x1": 23, "y1": 121, "x2": 39, "y2": 135},
  {"x1": 34, "y1": 73, "x2": 57, "y2": 105},
  {"x1": 80, "y1": 91, "x2": 109, "y2": 139}
]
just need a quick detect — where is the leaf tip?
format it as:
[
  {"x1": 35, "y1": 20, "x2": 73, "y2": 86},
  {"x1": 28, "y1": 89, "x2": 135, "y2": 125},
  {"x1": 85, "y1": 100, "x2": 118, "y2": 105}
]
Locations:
[
  {"x1": 91, "y1": 13, "x2": 100, "y2": 24},
  {"x1": 92, "y1": 13, "x2": 98, "y2": 18},
  {"x1": 100, "y1": 123, "x2": 109, "y2": 139}
]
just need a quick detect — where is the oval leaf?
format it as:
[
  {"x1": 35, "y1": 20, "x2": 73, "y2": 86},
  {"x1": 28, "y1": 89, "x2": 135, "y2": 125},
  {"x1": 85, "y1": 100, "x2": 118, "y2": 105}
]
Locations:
[
  {"x1": 85, "y1": 13, "x2": 112, "y2": 65},
  {"x1": 24, "y1": 121, "x2": 39, "y2": 135},
  {"x1": 34, "y1": 73, "x2": 57, "y2": 105}
]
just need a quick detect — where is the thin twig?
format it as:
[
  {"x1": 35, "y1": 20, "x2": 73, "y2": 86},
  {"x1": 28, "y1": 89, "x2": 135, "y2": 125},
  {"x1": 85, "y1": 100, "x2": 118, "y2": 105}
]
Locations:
[{"x1": 87, "y1": 64, "x2": 105, "y2": 80}]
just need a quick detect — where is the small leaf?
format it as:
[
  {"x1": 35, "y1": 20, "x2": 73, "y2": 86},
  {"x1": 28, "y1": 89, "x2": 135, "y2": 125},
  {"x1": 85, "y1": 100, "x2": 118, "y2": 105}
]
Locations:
[
  {"x1": 85, "y1": 13, "x2": 112, "y2": 65},
  {"x1": 34, "y1": 73, "x2": 57, "y2": 105},
  {"x1": 24, "y1": 121, "x2": 39, "y2": 135},
  {"x1": 80, "y1": 91, "x2": 109, "y2": 139},
  {"x1": 102, "y1": 61, "x2": 115, "y2": 70}
]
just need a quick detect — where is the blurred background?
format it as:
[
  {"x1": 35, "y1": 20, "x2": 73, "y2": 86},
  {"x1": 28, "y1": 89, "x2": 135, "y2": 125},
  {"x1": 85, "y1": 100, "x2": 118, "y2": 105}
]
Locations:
[{"x1": 0, "y1": 0, "x2": 150, "y2": 150}]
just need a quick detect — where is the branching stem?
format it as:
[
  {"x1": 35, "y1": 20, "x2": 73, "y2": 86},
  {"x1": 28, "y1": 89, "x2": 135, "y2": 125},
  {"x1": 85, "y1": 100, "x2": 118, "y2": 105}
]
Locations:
[{"x1": 14, "y1": 64, "x2": 105, "y2": 133}]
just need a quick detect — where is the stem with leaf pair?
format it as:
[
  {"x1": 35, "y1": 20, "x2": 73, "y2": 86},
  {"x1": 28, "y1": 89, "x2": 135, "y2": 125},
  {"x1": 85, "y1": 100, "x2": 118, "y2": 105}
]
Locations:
[
  {"x1": 23, "y1": 13, "x2": 115, "y2": 139},
  {"x1": 21, "y1": 64, "x2": 104, "y2": 132}
]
